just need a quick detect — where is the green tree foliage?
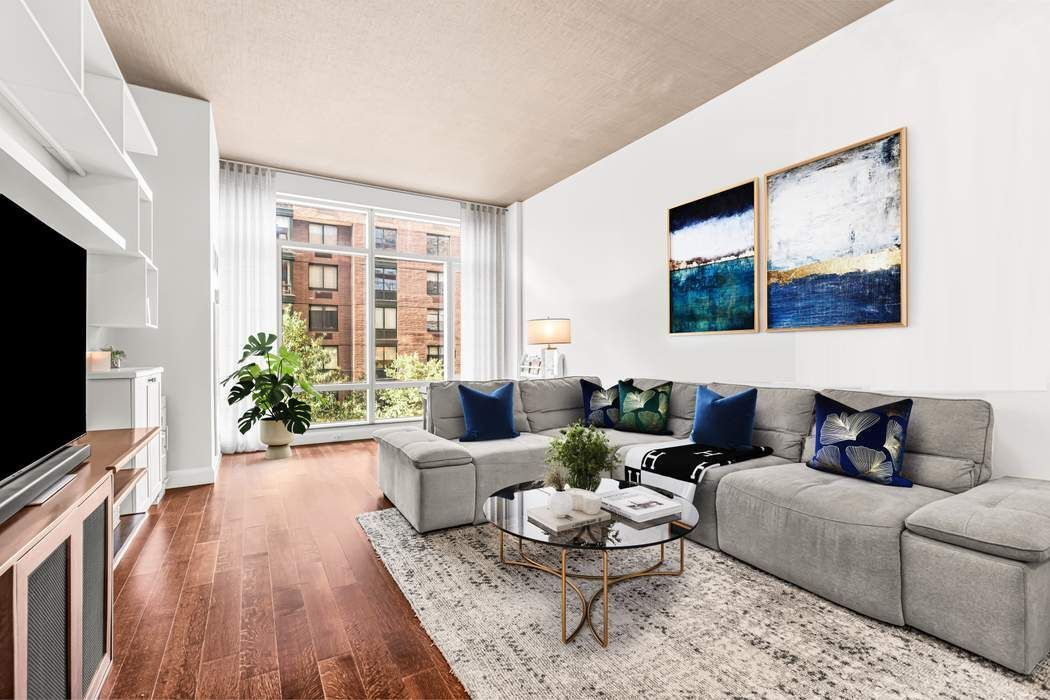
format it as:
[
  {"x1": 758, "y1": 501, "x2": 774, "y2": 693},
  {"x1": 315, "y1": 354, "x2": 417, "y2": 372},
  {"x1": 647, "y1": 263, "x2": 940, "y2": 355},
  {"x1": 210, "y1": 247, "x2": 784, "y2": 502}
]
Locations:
[
  {"x1": 375, "y1": 352, "x2": 444, "y2": 419},
  {"x1": 281, "y1": 308, "x2": 445, "y2": 422},
  {"x1": 281, "y1": 309, "x2": 365, "y2": 422}
]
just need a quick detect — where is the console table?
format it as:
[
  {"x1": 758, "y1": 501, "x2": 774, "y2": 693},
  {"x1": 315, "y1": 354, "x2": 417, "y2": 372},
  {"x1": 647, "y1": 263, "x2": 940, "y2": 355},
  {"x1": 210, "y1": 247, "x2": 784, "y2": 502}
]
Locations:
[{"x1": 0, "y1": 427, "x2": 157, "y2": 699}]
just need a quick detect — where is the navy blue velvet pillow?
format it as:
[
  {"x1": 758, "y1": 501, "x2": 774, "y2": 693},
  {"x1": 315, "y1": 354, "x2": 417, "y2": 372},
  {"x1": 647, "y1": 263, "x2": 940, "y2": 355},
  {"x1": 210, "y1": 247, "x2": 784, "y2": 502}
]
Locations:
[
  {"x1": 580, "y1": 379, "x2": 619, "y2": 428},
  {"x1": 690, "y1": 386, "x2": 758, "y2": 449},
  {"x1": 807, "y1": 393, "x2": 913, "y2": 487},
  {"x1": 458, "y1": 382, "x2": 520, "y2": 442}
]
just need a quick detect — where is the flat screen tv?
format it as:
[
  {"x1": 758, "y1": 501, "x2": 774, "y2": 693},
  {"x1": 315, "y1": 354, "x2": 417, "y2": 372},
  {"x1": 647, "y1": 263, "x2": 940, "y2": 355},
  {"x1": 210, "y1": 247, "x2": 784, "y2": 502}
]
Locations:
[{"x1": 0, "y1": 194, "x2": 89, "y2": 526}]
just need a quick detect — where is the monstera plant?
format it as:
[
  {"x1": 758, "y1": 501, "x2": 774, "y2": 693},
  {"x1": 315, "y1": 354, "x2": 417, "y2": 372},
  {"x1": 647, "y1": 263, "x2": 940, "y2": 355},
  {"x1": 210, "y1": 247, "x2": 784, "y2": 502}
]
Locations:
[{"x1": 220, "y1": 332, "x2": 318, "y2": 458}]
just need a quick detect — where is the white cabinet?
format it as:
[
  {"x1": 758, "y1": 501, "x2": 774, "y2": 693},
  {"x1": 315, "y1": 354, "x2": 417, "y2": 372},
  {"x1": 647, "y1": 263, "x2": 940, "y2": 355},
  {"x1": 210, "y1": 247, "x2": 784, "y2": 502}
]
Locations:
[{"x1": 87, "y1": 367, "x2": 166, "y2": 512}]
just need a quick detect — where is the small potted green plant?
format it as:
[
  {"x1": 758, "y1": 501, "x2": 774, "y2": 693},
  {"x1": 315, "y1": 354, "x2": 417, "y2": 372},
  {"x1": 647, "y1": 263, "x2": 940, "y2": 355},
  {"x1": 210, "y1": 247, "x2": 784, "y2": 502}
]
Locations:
[
  {"x1": 102, "y1": 346, "x2": 126, "y2": 369},
  {"x1": 543, "y1": 463, "x2": 573, "y2": 515},
  {"x1": 220, "y1": 332, "x2": 318, "y2": 459},
  {"x1": 545, "y1": 422, "x2": 616, "y2": 492}
]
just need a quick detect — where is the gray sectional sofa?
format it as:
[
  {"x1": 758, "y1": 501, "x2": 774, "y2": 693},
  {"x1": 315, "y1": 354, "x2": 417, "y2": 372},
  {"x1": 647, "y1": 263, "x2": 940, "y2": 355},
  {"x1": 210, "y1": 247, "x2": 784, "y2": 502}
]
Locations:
[{"x1": 373, "y1": 376, "x2": 1050, "y2": 674}]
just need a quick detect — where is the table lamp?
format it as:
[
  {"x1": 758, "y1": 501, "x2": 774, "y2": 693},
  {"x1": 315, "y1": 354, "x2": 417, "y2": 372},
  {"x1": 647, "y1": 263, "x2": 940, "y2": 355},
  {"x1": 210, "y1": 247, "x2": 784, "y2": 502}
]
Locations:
[{"x1": 527, "y1": 317, "x2": 571, "y2": 378}]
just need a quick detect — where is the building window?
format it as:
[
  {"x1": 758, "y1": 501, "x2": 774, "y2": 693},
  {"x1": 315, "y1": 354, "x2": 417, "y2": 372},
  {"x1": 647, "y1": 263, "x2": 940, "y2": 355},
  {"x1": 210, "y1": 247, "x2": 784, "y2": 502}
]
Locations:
[
  {"x1": 309, "y1": 263, "x2": 338, "y2": 290},
  {"x1": 427, "y1": 271, "x2": 444, "y2": 296},
  {"x1": 309, "y1": 305, "x2": 338, "y2": 331},
  {"x1": 276, "y1": 209, "x2": 292, "y2": 239},
  {"x1": 281, "y1": 258, "x2": 293, "y2": 296},
  {"x1": 375, "y1": 345, "x2": 397, "y2": 379},
  {"x1": 276, "y1": 200, "x2": 462, "y2": 425},
  {"x1": 427, "y1": 234, "x2": 451, "y2": 256},
  {"x1": 427, "y1": 309, "x2": 443, "y2": 333},
  {"x1": 375, "y1": 227, "x2": 397, "y2": 249},
  {"x1": 375, "y1": 306, "x2": 397, "y2": 340},
  {"x1": 375, "y1": 262, "x2": 397, "y2": 301},
  {"x1": 309, "y1": 223, "x2": 338, "y2": 245}
]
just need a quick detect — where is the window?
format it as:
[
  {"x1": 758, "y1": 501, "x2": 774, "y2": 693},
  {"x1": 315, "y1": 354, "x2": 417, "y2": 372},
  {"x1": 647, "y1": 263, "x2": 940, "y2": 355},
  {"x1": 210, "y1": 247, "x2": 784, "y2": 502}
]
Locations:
[
  {"x1": 276, "y1": 199, "x2": 460, "y2": 427},
  {"x1": 281, "y1": 257, "x2": 293, "y2": 297},
  {"x1": 427, "y1": 271, "x2": 444, "y2": 296},
  {"x1": 426, "y1": 234, "x2": 451, "y2": 257},
  {"x1": 375, "y1": 227, "x2": 397, "y2": 249},
  {"x1": 375, "y1": 306, "x2": 397, "y2": 340},
  {"x1": 309, "y1": 223, "x2": 338, "y2": 245},
  {"x1": 276, "y1": 210, "x2": 292, "y2": 240},
  {"x1": 308, "y1": 263, "x2": 338, "y2": 290},
  {"x1": 309, "y1": 305, "x2": 338, "y2": 331},
  {"x1": 427, "y1": 309, "x2": 443, "y2": 333},
  {"x1": 375, "y1": 262, "x2": 397, "y2": 301},
  {"x1": 375, "y1": 345, "x2": 397, "y2": 379}
]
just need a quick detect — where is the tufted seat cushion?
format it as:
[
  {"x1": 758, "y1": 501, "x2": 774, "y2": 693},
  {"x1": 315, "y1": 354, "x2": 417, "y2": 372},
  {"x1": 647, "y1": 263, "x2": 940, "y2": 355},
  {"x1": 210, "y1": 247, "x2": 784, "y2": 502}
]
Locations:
[
  {"x1": 905, "y1": 477, "x2": 1050, "y2": 562},
  {"x1": 717, "y1": 463, "x2": 949, "y2": 624}
]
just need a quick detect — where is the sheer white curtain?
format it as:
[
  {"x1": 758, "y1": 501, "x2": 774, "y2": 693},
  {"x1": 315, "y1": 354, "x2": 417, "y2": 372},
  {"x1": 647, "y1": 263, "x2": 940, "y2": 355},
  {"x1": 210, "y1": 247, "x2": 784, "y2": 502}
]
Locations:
[
  {"x1": 461, "y1": 203, "x2": 510, "y2": 379},
  {"x1": 217, "y1": 161, "x2": 277, "y2": 453}
]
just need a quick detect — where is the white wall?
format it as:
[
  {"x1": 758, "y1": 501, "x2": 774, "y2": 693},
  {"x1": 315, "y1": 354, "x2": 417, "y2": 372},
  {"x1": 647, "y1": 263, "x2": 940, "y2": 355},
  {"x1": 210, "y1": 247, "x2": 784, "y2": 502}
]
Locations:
[
  {"x1": 523, "y1": 0, "x2": 1050, "y2": 480},
  {"x1": 109, "y1": 87, "x2": 219, "y2": 487}
]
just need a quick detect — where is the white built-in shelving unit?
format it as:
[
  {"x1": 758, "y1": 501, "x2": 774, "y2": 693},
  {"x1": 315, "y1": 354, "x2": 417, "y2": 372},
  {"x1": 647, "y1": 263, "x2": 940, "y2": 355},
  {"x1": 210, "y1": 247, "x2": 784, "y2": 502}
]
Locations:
[{"x1": 0, "y1": 0, "x2": 159, "y2": 328}]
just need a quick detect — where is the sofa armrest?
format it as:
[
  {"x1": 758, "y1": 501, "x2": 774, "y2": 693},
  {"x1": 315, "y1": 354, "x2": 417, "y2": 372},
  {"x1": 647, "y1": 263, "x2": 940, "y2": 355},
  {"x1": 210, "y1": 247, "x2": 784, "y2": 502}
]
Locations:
[{"x1": 373, "y1": 426, "x2": 473, "y2": 469}]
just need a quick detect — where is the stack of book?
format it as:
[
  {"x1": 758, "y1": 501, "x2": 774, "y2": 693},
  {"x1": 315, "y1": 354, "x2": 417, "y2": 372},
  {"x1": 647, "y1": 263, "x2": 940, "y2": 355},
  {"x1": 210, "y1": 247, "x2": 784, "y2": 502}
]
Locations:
[
  {"x1": 527, "y1": 506, "x2": 612, "y2": 534},
  {"x1": 601, "y1": 486, "x2": 682, "y2": 523}
]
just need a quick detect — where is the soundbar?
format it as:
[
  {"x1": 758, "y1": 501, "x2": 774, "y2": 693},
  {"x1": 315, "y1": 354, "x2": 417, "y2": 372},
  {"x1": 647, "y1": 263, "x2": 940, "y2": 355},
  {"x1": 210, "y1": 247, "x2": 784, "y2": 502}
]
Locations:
[{"x1": 0, "y1": 443, "x2": 91, "y2": 526}]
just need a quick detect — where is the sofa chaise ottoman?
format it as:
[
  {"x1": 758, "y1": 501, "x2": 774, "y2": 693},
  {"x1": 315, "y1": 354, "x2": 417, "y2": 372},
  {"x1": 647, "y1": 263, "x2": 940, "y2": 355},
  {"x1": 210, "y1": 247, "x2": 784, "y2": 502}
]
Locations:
[{"x1": 902, "y1": 477, "x2": 1050, "y2": 673}]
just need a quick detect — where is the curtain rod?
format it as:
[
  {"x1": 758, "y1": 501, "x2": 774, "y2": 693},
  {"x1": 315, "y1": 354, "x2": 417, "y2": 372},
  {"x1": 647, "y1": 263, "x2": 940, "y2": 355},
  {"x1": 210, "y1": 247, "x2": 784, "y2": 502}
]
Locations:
[{"x1": 219, "y1": 157, "x2": 508, "y2": 209}]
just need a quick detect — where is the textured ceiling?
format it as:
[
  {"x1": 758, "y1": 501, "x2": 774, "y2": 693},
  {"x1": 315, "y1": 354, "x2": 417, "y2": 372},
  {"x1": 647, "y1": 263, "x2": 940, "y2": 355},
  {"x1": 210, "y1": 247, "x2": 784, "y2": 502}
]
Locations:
[{"x1": 91, "y1": 0, "x2": 888, "y2": 205}]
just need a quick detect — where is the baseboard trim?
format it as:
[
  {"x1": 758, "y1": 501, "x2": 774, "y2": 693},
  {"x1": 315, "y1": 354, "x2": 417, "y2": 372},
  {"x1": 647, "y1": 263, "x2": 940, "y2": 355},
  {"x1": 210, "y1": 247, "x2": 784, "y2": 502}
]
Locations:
[{"x1": 165, "y1": 466, "x2": 217, "y2": 488}]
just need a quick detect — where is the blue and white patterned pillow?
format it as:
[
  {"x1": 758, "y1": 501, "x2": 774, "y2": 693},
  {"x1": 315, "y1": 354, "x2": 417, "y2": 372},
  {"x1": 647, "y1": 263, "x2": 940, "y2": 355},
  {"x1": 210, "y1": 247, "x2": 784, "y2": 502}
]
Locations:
[
  {"x1": 580, "y1": 379, "x2": 620, "y2": 428},
  {"x1": 807, "y1": 393, "x2": 913, "y2": 487}
]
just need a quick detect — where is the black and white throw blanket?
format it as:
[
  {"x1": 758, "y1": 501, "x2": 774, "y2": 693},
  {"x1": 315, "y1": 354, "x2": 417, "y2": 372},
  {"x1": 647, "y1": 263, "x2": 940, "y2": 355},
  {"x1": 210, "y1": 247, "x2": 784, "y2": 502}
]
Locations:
[{"x1": 623, "y1": 440, "x2": 773, "y2": 502}]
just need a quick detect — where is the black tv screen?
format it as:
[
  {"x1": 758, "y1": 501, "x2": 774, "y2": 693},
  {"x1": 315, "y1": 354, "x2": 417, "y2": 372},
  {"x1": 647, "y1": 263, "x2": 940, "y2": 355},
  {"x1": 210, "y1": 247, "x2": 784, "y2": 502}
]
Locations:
[{"x1": 2, "y1": 194, "x2": 86, "y2": 486}]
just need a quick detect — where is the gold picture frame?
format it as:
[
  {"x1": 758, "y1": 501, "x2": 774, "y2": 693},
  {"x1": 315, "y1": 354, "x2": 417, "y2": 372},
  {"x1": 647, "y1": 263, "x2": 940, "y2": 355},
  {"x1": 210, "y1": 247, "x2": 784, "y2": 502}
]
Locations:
[
  {"x1": 667, "y1": 178, "x2": 759, "y2": 335},
  {"x1": 762, "y1": 127, "x2": 908, "y2": 332}
]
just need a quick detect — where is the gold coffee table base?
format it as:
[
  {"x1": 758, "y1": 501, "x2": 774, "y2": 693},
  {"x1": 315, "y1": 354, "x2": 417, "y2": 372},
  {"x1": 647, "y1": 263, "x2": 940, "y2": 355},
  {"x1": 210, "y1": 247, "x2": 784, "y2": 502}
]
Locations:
[{"x1": 497, "y1": 529, "x2": 686, "y2": 646}]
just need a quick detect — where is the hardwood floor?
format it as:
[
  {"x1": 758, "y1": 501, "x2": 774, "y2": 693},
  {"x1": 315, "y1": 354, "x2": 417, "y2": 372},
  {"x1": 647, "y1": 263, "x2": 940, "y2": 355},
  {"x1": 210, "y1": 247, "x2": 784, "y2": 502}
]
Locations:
[{"x1": 101, "y1": 441, "x2": 468, "y2": 699}]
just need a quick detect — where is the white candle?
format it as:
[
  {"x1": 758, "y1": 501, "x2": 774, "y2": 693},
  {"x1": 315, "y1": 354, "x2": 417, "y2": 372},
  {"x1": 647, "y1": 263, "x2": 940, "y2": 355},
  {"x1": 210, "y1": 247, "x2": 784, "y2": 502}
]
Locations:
[{"x1": 87, "y1": 351, "x2": 111, "y2": 372}]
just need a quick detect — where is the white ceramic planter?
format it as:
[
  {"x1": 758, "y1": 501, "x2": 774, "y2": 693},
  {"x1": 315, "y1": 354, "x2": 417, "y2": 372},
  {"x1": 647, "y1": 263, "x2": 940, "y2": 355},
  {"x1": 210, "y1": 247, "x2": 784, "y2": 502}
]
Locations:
[
  {"x1": 549, "y1": 490, "x2": 573, "y2": 516},
  {"x1": 259, "y1": 419, "x2": 293, "y2": 460},
  {"x1": 567, "y1": 487, "x2": 603, "y2": 514}
]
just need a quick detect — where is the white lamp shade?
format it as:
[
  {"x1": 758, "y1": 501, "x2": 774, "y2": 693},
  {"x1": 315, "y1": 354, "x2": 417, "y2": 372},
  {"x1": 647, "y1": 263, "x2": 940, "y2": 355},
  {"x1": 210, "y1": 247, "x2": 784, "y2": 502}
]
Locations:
[{"x1": 527, "y1": 318, "x2": 572, "y2": 346}]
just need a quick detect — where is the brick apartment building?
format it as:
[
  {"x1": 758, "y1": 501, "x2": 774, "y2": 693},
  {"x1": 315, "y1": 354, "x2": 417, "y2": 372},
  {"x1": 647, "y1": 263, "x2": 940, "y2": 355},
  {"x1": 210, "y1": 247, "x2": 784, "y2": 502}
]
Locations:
[{"x1": 278, "y1": 203, "x2": 461, "y2": 382}]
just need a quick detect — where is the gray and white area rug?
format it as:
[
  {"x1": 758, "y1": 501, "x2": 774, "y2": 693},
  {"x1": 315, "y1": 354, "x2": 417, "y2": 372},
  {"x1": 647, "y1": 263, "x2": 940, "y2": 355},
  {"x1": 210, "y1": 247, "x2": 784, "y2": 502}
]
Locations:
[{"x1": 357, "y1": 508, "x2": 1049, "y2": 699}]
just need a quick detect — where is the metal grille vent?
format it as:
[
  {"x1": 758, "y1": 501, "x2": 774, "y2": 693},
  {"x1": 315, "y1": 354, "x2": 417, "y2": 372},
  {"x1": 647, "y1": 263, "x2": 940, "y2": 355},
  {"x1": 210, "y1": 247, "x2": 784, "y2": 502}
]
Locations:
[
  {"x1": 26, "y1": 539, "x2": 69, "y2": 700},
  {"x1": 82, "y1": 502, "x2": 107, "y2": 690}
]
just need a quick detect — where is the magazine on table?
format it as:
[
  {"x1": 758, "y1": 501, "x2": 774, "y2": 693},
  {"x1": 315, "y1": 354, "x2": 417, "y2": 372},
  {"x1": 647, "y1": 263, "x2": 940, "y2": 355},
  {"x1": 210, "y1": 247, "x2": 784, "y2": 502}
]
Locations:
[{"x1": 601, "y1": 486, "x2": 682, "y2": 523}]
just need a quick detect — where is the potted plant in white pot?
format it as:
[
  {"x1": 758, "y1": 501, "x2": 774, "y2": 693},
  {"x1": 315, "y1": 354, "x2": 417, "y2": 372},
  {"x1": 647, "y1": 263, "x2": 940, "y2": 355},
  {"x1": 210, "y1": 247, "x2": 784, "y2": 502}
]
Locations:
[
  {"x1": 544, "y1": 422, "x2": 616, "y2": 511},
  {"x1": 220, "y1": 332, "x2": 317, "y2": 459}
]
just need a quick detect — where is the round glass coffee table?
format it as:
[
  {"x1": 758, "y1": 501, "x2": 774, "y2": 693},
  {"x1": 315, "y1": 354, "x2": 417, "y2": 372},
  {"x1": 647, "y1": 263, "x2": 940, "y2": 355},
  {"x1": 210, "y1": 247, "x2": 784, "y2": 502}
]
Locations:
[{"x1": 482, "y1": 477, "x2": 699, "y2": 647}]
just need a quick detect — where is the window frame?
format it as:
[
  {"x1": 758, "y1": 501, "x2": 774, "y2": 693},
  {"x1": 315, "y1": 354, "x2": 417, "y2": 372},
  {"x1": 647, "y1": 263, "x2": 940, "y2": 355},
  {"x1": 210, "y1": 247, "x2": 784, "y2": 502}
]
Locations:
[
  {"x1": 374, "y1": 226, "x2": 397, "y2": 250},
  {"x1": 427, "y1": 308, "x2": 443, "y2": 333},
  {"x1": 308, "y1": 304, "x2": 339, "y2": 332},
  {"x1": 308, "y1": 263, "x2": 338, "y2": 290},
  {"x1": 275, "y1": 197, "x2": 460, "y2": 429},
  {"x1": 426, "y1": 270, "x2": 444, "y2": 297},
  {"x1": 309, "y1": 222, "x2": 339, "y2": 246},
  {"x1": 426, "y1": 233, "x2": 451, "y2": 256}
]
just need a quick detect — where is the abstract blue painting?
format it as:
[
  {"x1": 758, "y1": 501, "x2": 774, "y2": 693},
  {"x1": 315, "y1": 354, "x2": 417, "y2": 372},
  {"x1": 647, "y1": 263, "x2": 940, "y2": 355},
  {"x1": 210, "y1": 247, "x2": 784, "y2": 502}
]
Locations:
[
  {"x1": 668, "y1": 180, "x2": 757, "y2": 334},
  {"x1": 766, "y1": 129, "x2": 907, "y2": 331}
]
